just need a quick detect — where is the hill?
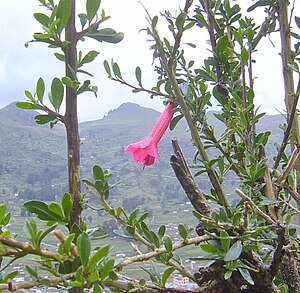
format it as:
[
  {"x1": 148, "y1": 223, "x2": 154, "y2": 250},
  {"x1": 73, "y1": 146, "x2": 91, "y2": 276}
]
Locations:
[{"x1": 0, "y1": 102, "x2": 286, "y2": 216}]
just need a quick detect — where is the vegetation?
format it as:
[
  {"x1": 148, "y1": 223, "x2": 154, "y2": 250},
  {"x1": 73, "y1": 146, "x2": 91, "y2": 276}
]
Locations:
[{"x1": 0, "y1": 0, "x2": 300, "y2": 292}]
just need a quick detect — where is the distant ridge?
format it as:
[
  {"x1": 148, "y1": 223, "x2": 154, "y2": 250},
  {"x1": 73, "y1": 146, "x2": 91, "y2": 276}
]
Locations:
[
  {"x1": 0, "y1": 102, "x2": 37, "y2": 128},
  {"x1": 0, "y1": 101, "x2": 288, "y2": 202}
]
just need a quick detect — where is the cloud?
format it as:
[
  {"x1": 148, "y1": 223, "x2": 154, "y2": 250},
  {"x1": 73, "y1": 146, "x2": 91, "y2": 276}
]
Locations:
[{"x1": 0, "y1": 0, "x2": 298, "y2": 121}]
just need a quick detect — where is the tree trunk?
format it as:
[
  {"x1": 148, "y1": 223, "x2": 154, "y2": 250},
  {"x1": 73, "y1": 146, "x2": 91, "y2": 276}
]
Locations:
[
  {"x1": 64, "y1": 0, "x2": 82, "y2": 229},
  {"x1": 64, "y1": 2, "x2": 82, "y2": 292}
]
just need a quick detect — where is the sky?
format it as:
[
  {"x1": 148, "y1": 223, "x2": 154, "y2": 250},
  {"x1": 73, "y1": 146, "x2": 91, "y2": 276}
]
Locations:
[{"x1": 0, "y1": 0, "x2": 298, "y2": 122}]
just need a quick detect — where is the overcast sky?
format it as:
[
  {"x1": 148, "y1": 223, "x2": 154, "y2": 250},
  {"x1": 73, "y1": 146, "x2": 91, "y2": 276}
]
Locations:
[{"x1": 0, "y1": 1, "x2": 298, "y2": 122}]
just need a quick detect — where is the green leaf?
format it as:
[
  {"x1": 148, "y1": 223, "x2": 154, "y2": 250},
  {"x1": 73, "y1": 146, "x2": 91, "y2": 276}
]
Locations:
[
  {"x1": 240, "y1": 46, "x2": 249, "y2": 65},
  {"x1": 220, "y1": 231, "x2": 231, "y2": 253},
  {"x1": 89, "y1": 245, "x2": 110, "y2": 271},
  {"x1": 78, "y1": 13, "x2": 88, "y2": 29},
  {"x1": 200, "y1": 243, "x2": 218, "y2": 254},
  {"x1": 49, "y1": 202, "x2": 64, "y2": 219},
  {"x1": 247, "y1": 0, "x2": 274, "y2": 12},
  {"x1": 16, "y1": 101, "x2": 43, "y2": 110},
  {"x1": 87, "y1": 28, "x2": 124, "y2": 44},
  {"x1": 77, "y1": 232, "x2": 91, "y2": 267},
  {"x1": 178, "y1": 223, "x2": 188, "y2": 241},
  {"x1": 79, "y1": 50, "x2": 99, "y2": 68},
  {"x1": 37, "y1": 223, "x2": 58, "y2": 247},
  {"x1": 100, "y1": 259, "x2": 114, "y2": 282},
  {"x1": 224, "y1": 270, "x2": 232, "y2": 280},
  {"x1": 23, "y1": 200, "x2": 65, "y2": 222},
  {"x1": 152, "y1": 16, "x2": 158, "y2": 29},
  {"x1": 86, "y1": 0, "x2": 101, "y2": 22},
  {"x1": 175, "y1": 12, "x2": 186, "y2": 32},
  {"x1": 93, "y1": 165, "x2": 104, "y2": 181},
  {"x1": 103, "y1": 60, "x2": 111, "y2": 77},
  {"x1": 163, "y1": 235, "x2": 173, "y2": 253},
  {"x1": 224, "y1": 241, "x2": 242, "y2": 262},
  {"x1": 25, "y1": 219, "x2": 38, "y2": 245},
  {"x1": 24, "y1": 90, "x2": 35, "y2": 103},
  {"x1": 34, "y1": 114, "x2": 57, "y2": 125},
  {"x1": 88, "y1": 271, "x2": 99, "y2": 283},
  {"x1": 0, "y1": 203, "x2": 7, "y2": 223},
  {"x1": 161, "y1": 267, "x2": 175, "y2": 287},
  {"x1": 295, "y1": 16, "x2": 300, "y2": 30},
  {"x1": 158, "y1": 225, "x2": 166, "y2": 238},
  {"x1": 215, "y1": 36, "x2": 228, "y2": 57},
  {"x1": 170, "y1": 114, "x2": 183, "y2": 130},
  {"x1": 34, "y1": 13, "x2": 50, "y2": 27},
  {"x1": 4, "y1": 271, "x2": 18, "y2": 282},
  {"x1": 112, "y1": 62, "x2": 122, "y2": 79},
  {"x1": 26, "y1": 266, "x2": 39, "y2": 280},
  {"x1": 36, "y1": 78, "x2": 45, "y2": 102},
  {"x1": 129, "y1": 208, "x2": 140, "y2": 225},
  {"x1": 135, "y1": 66, "x2": 142, "y2": 86},
  {"x1": 93, "y1": 284, "x2": 102, "y2": 293},
  {"x1": 64, "y1": 233, "x2": 75, "y2": 255},
  {"x1": 238, "y1": 267, "x2": 254, "y2": 285},
  {"x1": 54, "y1": 52, "x2": 65, "y2": 62},
  {"x1": 62, "y1": 193, "x2": 72, "y2": 219},
  {"x1": 126, "y1": 226, "x2": 135, "y2": 237},
  {"x1": 50, "y1": 77, "x2": 64, "y2": 111},
  {"x1": 56, "y1": 0, "x2": 72, "y2": 34}
]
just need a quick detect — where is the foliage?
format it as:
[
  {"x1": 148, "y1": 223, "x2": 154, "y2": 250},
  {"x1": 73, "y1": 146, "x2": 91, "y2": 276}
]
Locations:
[{"x1": 0, "y1": 0, "x2": 299, "y2": 292}]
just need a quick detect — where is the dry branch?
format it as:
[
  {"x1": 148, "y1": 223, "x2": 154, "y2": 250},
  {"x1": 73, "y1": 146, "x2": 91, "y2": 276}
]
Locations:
[{"x1": 170, "y1": 140, "x2": 211, "y2": 216}]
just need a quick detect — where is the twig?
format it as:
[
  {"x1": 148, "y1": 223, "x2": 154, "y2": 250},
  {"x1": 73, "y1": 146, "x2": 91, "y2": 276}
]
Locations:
[
  {"x1": 0, "y1": 237, "x2": 62, "y2": 261},
  {"x1": 259, "y1": 146, "x2": 280, "y2": 221},
  {"x1": 252, "y1": 7, "x2": 276, "y2": 50},
  {"x1": 105, "y1": 278, "x2": 200, "y2": 292},
  {"x1": 109, "y1": 76, "x2": 171, "y2": 99},
  {"x1": 273, "y1": 79, "x2": 300, "y2": 169},
  {"x1": 283, "y1": 184, "x2": 300, "y2": 206},
  {"x1": 86, "y1": 186, "x2": 156, "y2": 250},
  {"x1": 235, "y1": 189, "x2": 276, "y2": 225},
  {"x1": 276, "y1": 146, "x2": 300, "y2": 187},
  {"x1": 0, "y1": 273, "x2": 74, "y2": 291},
  {"x1": 115, "y1": 234, "x2": 210, "y2": 271}
]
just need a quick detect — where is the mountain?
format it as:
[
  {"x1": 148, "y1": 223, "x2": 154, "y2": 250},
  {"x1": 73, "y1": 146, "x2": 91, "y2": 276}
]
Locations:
[{"x1": 0, "y1": 102, "x2": 287, "y2": 212}]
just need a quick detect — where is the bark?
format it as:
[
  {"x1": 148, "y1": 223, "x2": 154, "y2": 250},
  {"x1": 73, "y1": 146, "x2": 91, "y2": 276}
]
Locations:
[
  {"x1": 170, "y1": 140, "x2": 210, "y2": 217},
  {"x1": 277, "y1": 0, "x2": 300, "y2": 169},
  {"x1": 64, "y1": 0, "x2": 82, "y2": 229}
]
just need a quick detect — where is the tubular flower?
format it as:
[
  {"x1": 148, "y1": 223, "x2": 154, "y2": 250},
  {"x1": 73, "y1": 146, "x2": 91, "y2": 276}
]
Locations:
[{"x1": 125, "y1": 102, "x2": 175, "y2": 166}]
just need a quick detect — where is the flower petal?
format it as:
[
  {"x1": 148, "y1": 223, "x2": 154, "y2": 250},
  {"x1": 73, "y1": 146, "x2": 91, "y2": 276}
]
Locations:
[{"x1": 125, "y1": 102, "x2": 175, "y2": 166}]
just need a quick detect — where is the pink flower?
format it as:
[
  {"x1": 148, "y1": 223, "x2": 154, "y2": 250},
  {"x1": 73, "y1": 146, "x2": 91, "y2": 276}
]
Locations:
[{"x1": 125, "y1": 102, "x2": 175, "y2": 166}]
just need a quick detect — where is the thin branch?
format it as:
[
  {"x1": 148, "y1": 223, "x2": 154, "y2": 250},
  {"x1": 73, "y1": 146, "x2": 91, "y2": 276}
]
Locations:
[
  {"x1": 115, "y1": 234, "x2": 210, "y2": 271},
  {"x1": 0, "y1": 273, "x2": 74, "y2": 291},
  {"x1": 252, "y1": 7, "x2": 276, "y2": 50},
  {"x1": 235, "y1": 189, "x2": 276, "y2": 225},
  {"x1": 105, "y1": 278, "x2": 200, "y2": 292},
  {"x1": 0, "y1": 237, "x2": 62, "y2": 261},
  {"x1": 273, "y1": 78, "x2": 300, "y2": 169},
  {"x1": 202, "y1": 0, "x2": 222, "y2": 81},
  {"x1": 276, "y1": 146, "x2": 300, "y2": 187},
  {"x1": 283, "y1": 184, "x2": 300, "y2": 206},
  {"x1": 109, "y1": 76, "x2": 171, "y2": 98},
  {"x1": 86, "y1": 186, "x2": 156, "y2": 250}
]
